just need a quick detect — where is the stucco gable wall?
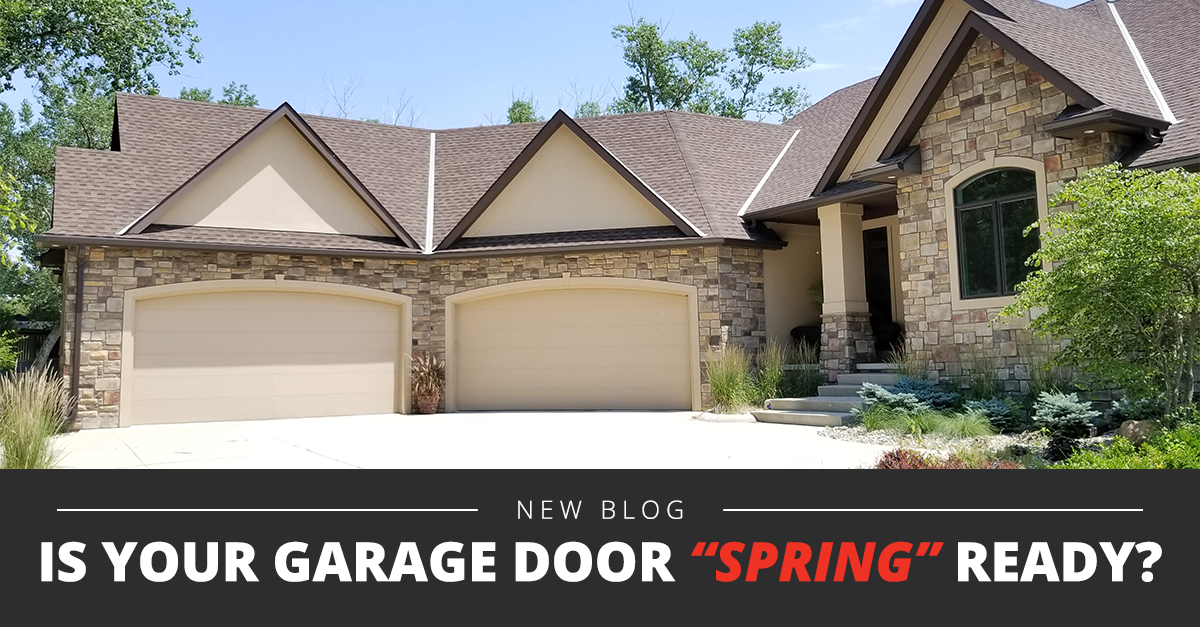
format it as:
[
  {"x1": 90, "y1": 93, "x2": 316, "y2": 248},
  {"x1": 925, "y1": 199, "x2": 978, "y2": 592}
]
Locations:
[
  {"x1": 151, "y1": 119, "x2": 394, "y2": 237},
  {"x1": 894, "y1": 35, "x2": 1133, "y2": 388}
]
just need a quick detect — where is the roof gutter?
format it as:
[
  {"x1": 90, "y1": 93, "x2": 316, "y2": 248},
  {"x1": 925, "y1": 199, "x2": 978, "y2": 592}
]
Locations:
[
  {"x1": 35, "y1": 234, "x2": 784, "y2": 261},
  {"x1": 1042, "y1": 107, "x2": 1169, "y2": 138}
]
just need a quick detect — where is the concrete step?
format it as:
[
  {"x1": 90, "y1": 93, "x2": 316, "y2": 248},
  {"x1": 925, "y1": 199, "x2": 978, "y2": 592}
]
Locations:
[
  {"x1": 765, "y1": 397, "x2": 863, "y2": 412},
  {"x1": 856, "y1": 362, "x2": 901, "y2": 372},
  {"x1": 818, "y1": 384, "x2": 865, "y2": 397},
  {"x1": 751, "y1": 409, "x2": 855, "y2": 427},
  {"x1": 837, "y1": 372, "x2": 901, "y2": 386}
]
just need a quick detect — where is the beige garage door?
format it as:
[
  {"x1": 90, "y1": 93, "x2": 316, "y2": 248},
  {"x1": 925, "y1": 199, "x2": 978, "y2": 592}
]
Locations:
[
  {"x1": 453, "y1": 286, "x2": 694, "y2": 411},
  {"x1": 131, "y1": 290, "x2": 401, "y2": 425}
]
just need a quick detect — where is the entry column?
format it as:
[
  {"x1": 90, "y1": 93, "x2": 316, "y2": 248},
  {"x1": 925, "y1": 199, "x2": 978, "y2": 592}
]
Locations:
[{"x1": 817, "y1": 203, "x2": 875, "y2": 378}]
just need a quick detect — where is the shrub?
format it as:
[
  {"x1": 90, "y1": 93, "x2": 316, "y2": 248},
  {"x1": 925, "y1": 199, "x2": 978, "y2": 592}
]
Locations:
[
  {"x1": 876, "y1": 448, "x2": 933, "y2": 469},
  {"x1": 1054, "y1": 424, "x2": 1200, "y2": 469},
  {"x1": 965, "y1": 397, "x2": 1025, "y2": 433},
  {"x1": 707, "y1": 346, "x2": 754, "y2": 413},
  {"x1": 888, "y1": 343, "x2": 930, "y2": 380},
  {"x1": 903, "y1": 409, "x2": 943, "y2": 437},
  {"x1": 960, "y1": 348, "x2": 1003, "y2": 401},
  {"x1": 857, "y1": 404, "x2": 899, "y2": 432},
  {"x1": 411, "y1": 352, "x2": 445, "y2": 399},
  {"x1": 891, "y1": 377, "x2": 959, "y2": 410},
  {"x1": 753, "y1": 340, "x2": 791, "y2": 404},
  {"x1": 857, "y1": 382, "x2": 929, "y2": 413},
  {"x1": 876, "y1": 448, "x2": 1022, "y2": 469},
  {"x1": 1105, "y1": 397, "x2": 1165, "y2": 432},
  {"x1": 0, "y1": 366, "x2": 73, "y2": 469},
  {"x1": 1032, "y1": 391, "x2": 1099, "y2": 438},
  {"x1": 933, "y1": 411, "x2": 996, "y2": 438},
  {"x1": 939, "y1": 453, "x2": 1022, "y2": 469},
  {"x1": 781, "y1": 342, "x2": 822, "y2": 398}
]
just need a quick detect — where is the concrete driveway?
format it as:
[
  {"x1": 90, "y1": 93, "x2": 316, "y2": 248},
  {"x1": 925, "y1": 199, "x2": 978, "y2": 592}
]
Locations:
[{"x1": 53, "y1": 412, "x2": 890, "y2": 469}]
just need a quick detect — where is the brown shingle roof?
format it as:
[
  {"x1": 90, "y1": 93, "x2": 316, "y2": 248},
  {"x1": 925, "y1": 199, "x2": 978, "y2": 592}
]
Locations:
[
  {"x1": 47, "y1": 94, "x2": 800, "y2": 254},
  {"x1": 979, "y1": 0, "x2": 1165, "y2": 123},
  {"x1": 1097, "y1": 0, "x2": 1200, "y2": 167},
  {"x1": 744, "y1": 77, "x2": 878, "y2": 217}
]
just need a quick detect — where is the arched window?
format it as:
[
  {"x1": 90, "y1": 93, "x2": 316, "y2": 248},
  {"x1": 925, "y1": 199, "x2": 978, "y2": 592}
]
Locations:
[{"x1": 953, "y1": 168, "x2": 1040, "y2": 299}]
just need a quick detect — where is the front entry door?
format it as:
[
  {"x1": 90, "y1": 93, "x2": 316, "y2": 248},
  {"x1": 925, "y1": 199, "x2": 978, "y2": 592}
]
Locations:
[{"x1": 862, "y1": 227, "x2": 898, "y2": 355}]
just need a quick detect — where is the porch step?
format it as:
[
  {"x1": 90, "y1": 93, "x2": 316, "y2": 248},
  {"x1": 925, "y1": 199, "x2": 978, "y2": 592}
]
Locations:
[
  {"x1": 836, "y1": 372, "x2": 900, "y2": 386},
  {"x1": 856, "y1": 362, "x2": 901, "y2": 372},
  {"x1": 818, "y1": 384, "x2": 865, "y2": 397},
  {"x1": 765, "y1": 397, "x2": 863, "y2": 413},
  {"x1": 751, "y1": 409, "x2": 855, "y2": 427}
]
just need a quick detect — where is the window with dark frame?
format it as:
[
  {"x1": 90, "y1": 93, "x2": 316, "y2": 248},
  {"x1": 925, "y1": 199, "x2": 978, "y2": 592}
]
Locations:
[{"x1": 953, "y1": 168, "x2": 1040, "y2": 299}]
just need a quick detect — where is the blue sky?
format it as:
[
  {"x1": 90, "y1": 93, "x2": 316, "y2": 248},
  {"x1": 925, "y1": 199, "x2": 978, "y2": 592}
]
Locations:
[{"x1": 4, "y1": 0, "x2": 1079, "y2": 128}]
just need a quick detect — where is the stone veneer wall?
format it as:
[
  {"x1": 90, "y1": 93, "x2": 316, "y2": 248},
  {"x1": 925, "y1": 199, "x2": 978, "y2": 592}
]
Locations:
[
  {"x1": 895, "y1": 35, "x2": 1133, "y2": 389},
  {"x1": 60, "y1": 244, "x2": 766, "y2": 429}
]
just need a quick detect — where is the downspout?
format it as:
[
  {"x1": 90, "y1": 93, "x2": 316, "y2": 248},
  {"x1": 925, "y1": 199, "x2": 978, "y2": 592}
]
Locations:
[{"x1": 70, "y1": 245, "x2": 86, "y2": 422}]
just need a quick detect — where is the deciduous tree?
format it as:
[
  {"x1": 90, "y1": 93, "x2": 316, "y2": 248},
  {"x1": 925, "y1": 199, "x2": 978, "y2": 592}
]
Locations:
[
  {"x1": 1000, "y1": 164, "x2": 1200, "y2": 411},
  {"x1": 0, "y1": 0, "x2": 201, "y2": 93}
]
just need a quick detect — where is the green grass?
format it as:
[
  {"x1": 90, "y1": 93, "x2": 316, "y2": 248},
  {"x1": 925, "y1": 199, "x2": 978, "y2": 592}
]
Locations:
[
  {"x1": 753, "y1": 340, "x2": 792, "y2": 404},
  {"x1": 0, "y1": 367, "x2": 72, "y2": 469},
  {"x1": 933, "y1": 411, "x2": 996, "y2": 438},
  {"x1": 707, "y1": 346, "x2": 754, "y2": 413},
  {"x1": 888, "y1": 343, "x2": 931, "y2": 380},
  {"x1": 856, "y1": 405, "x2": 996, "y2": 439}
]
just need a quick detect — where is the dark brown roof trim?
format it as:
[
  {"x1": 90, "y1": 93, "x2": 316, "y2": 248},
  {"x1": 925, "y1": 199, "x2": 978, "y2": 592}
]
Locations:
[
  {"x1": 36, "y1": 234, "x2": 781, "y2": 261},
  {"x1": 120, "y1": 102, "x2": 419, "y2": 248},
  {"x1": 849, "y1": 146, "x2": 920, "y2": 182},
  {"x1": 1042, "y1": 105, "x2": 1168, "y2": 137},
  {"x1": 811, "y1": 0, "x2": 949, "y2": 196},
  {"x1": 744, "y1": 181, "x2": 896, "y2": 222},
  {"x1": 435, "y1": 109, "x2": 703, "y2": 251}
]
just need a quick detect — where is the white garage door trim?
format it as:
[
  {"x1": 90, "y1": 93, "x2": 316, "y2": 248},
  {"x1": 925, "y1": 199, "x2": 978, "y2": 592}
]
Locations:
[
  {"x1": 118, "y1": 278, "x2": 412, "y2": 427},
  {"x1": 444, "y1": 276, "x2": 701, "y2": 412}
]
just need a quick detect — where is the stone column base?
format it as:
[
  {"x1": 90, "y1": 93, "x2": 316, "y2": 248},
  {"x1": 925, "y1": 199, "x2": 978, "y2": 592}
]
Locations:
[{"x1": 821, "y1": 312, "x2": 876, "y2": 379}]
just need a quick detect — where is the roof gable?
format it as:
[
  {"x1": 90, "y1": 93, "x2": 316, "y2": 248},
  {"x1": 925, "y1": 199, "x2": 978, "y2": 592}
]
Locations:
[
  {"x1": 121, "y1": 103, "x2": 418, "y2": 247},
  {"x1": 814, "y1": 0, "x2": 1169, "y2": 195},
  {"x1": 437, "y1": 110, "x2": 703, "y2": 250}
]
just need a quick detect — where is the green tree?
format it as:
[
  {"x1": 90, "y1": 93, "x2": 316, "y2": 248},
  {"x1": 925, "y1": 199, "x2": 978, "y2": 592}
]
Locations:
[
  {"x1": 506, "y1": 97, "x2": 541, "y2": 124},
  {"x1": 218, "y1": 82, "x2": 257, "y2": 107},
  {"x1": 178, "y1": 86, "x2": 212, "y2": 102},
  {"x1": 179, "y1": 82, "x2": 258, "y2": 107},
  {"x1": 718, "y1": 21, "x2": 812, "y2": 119},
  {"x1": 609, "y1": 16, "x2": 810, "y2": 121},
  {"x1": 1000, "y1": 164, "x2": 1200, "y2": 412},
  {"x1": 0, "y1": 0, "x2": 201, "y2": 93},
  {"x1": 610, "y1": 17, "x2": 725, "y2": 114}
]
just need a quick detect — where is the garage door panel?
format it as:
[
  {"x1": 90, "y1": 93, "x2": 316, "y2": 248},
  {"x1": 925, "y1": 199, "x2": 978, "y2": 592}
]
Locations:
[
  {"x1": 454, "y1": 286, "x2": 693, "y2": 411},
  {"x1": 458, "y1": 343, "x2": 690, "y2": 371},
  {"x1": 133, "y1": 392, "x2": 396, "y2": 425},
  {"x1": 456, "y1": 323, "x2": 689, "y2": 351},
  {"x1": 132, "y1": 289, "x2": 402, "y2": 424},
  {"x1": 135, "y1": 352, "x2": 399, "y2": 371},
  {"x1": 134, "y1": 369, "x2": 397, "y2": 401},
  {"x1": 457, "y1": 302, "x2": 688, "y2": 331},
  {"x1": 135, "y1": 330, "x2": 398, "y2": 358},
  {"x1": 458, "y1": 384, "x2": 689, "y2": 412}
]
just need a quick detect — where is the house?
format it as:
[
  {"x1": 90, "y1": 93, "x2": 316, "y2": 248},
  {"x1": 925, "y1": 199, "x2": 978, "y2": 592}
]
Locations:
[{"x1": 38, "y1": 0, "x2": 1199, "y2": 429}]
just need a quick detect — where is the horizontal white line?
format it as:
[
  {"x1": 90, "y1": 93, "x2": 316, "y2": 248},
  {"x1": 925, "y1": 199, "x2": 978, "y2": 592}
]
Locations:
[
  {"x1": 724, "y1": 508, "x2": 1142, "y2": 513},
  {"x1": 58, "y1": 508, "x2": 477, "y2": 513}
]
